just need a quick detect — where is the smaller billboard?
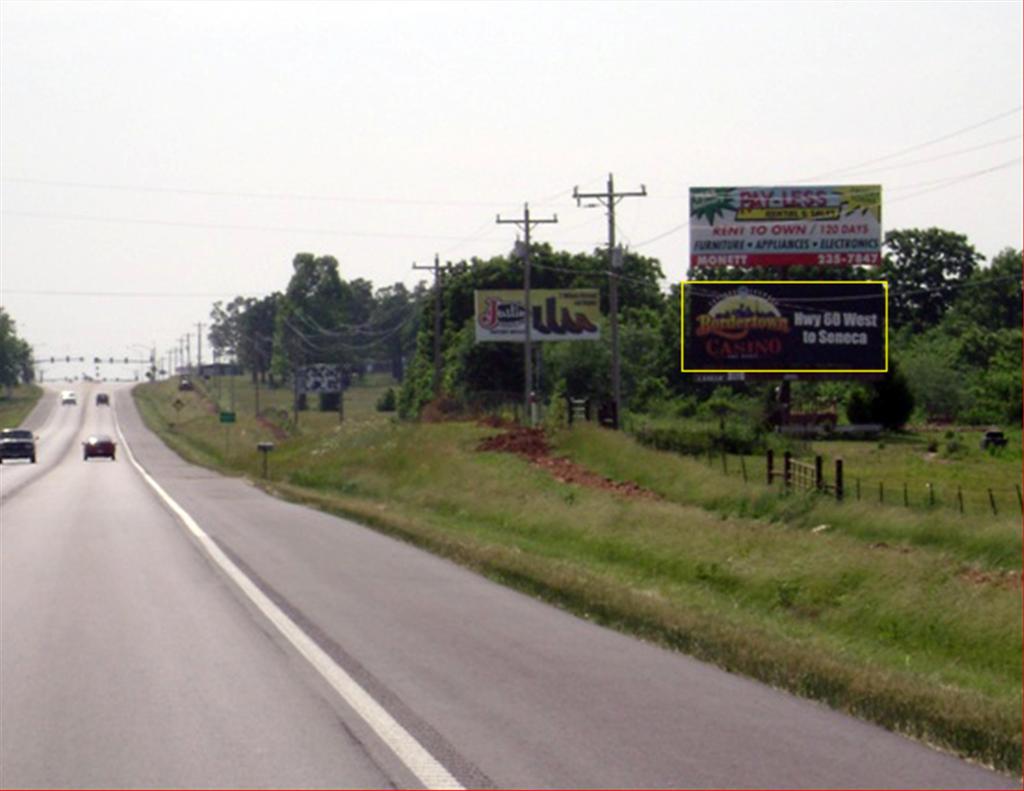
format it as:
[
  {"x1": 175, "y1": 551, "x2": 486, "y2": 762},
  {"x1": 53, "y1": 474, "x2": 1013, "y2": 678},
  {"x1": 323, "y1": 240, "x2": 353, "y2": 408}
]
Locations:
[
  {"x1": 689, "y1": 186, "x2": 882, "y2": 268},
  {"x1": 681, "y1": 281, "x2": 888, "y2": 373},
  {"x1": 475, "y1": 289, "x2": 601, "y2": 343},
  {"x1": 299, "y1": 363, "x2": 343, "y2": 393}
]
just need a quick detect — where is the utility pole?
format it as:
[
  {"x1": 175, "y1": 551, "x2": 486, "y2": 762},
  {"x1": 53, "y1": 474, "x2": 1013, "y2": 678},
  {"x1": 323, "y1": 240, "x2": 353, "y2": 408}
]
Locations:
[
  {"x1": 497, "y1": 203, "x2": 557, "y2": 426},
  {"x1": 196, "y1": 322, "x2": 203, "y2": 373},
  {"x1": 573, "y1": 173, "x2": 646, "y2": 429},
  {"x1": 413, "y1": 254, "x2": 446, "y2": 397},
  {"x1": 185, "y1": 333, "x2": 192, "y2": 373}
]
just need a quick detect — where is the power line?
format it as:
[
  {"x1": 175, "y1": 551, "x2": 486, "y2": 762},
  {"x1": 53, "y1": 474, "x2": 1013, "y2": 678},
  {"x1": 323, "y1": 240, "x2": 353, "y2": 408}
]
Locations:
[
  {"x1": 0, "y1": 209, "x2": 511, "y2": 243},
  {"x1": 796, "y1": 105, "x2": 1023, "y2": 181}
]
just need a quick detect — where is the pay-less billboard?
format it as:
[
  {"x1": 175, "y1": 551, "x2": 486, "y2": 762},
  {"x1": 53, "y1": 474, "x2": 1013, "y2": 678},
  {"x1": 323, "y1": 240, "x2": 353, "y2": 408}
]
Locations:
[
  {"x1": 681, "y1": 281, "x2": 888, "y2": 373},
  {"x1": 475, "y1": 290, "x2": 601, "y2": 342},
  {"x1": 689, "y1": 186, "x2": 881, "y2": 268}
]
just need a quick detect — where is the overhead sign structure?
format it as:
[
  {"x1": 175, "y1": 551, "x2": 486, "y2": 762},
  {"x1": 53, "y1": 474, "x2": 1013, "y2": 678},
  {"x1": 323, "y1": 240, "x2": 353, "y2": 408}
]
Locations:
[
  {"x1": 475, "y1": 289, "x2": 601, "y2": 343},
  {"x1": 681, "y1": 281, "x2": 888, "y2": 373},
  {"x1": 299, "y1": 363, "x2": 343, "y2": 393},
  {"x1": 689, "y1": 185, "x2": 882, "y2": 268}
]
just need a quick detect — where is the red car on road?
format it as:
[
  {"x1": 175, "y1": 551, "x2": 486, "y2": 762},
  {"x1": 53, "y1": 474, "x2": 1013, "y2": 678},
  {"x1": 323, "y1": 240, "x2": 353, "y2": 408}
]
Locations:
[{"x1": 83, "y1": 434, "x2": 116, "y2": 461}]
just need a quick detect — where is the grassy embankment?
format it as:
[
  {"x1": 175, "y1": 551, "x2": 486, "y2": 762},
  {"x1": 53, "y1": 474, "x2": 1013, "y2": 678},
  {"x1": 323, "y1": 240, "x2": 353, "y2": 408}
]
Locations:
[
  {"x1": 0, "y1": 383, "x2": 43, "y2": 428},
  {"x1": 133, "y1": 375, "x2": 1022, "y2": 775}
]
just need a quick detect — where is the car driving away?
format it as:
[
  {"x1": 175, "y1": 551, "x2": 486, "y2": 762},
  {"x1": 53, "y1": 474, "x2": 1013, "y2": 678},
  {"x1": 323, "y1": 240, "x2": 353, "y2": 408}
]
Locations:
[
  {"x1": 96, "y1": 393, "x2": 110, "y2": 406},
  {"x1": 82, "y1": 434, "x2": 116, "y2": 461},
  {"x1": 0, "y1": 428, "x2": 37, "y2": 464}
]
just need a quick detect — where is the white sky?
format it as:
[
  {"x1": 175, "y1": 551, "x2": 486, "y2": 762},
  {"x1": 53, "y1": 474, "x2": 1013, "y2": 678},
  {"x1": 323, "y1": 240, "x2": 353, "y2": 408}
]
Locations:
[{"x1": 1, "y1": 0, "x2": 1021, "y2": 380}]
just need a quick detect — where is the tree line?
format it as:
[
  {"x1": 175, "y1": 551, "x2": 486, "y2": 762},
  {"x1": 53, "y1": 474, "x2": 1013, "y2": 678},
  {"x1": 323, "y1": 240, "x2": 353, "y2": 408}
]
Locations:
[{"x1": 207, "y1": 228, "x2": 1020, "y2": 427}]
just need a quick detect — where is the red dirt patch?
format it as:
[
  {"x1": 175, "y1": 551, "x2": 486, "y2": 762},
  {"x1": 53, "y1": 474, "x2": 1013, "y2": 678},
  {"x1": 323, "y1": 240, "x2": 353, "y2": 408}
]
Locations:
[
  {"x1": 256, "y1": 414, "x2": 290, "y2": 441},
  {"x1": 477, "y1": 425, "x2": 656, "y2": 500},
  {"x1": 958, "y1": 567, "x2": 1022, "y2": 590}
]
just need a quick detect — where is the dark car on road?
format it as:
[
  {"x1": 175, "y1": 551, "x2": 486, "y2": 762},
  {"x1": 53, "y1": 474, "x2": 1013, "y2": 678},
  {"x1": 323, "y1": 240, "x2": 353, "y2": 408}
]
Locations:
[
  {"x1": 96, "y1": 393, "x2": 110, "y2": 406},
  {"x1": 83, "y1": 434, "x2": 116, "y2": 461},
  {"x1": 0, "y1": 428, "x2": 37, "y2": 464}
]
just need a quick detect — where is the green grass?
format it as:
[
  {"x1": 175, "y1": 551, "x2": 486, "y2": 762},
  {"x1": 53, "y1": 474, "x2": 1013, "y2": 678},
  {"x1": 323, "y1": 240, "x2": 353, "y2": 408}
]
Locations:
[
  {"x1": 0, "y1": 383, "x2": 43, "y2": 428},
  {"x1": 132, "y1": 377, "x2": 1023, "y2": 775},
  {"x1": 562, "y1": 426, "x2": 1022, "y2": 569}
]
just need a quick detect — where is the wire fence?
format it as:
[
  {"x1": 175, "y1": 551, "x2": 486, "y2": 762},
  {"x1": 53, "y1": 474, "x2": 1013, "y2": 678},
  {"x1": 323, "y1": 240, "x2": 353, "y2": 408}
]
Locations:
[{"x1": 695, "y1": 446, "x2": 1021, "y2": 518}]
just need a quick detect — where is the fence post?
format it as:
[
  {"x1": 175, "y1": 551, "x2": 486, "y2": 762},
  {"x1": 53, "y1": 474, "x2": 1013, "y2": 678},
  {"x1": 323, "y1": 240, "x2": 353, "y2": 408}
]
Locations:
[
  {"x1": 741, "y1": 456, "x2": 748, "y2": 483},
  {"x1": 988, "y1": 489, "x2": 997, "y2": 516},
  {"x1": 879, "y1": 481, "x2": 884, "y2": 503},
  {"x1": 957, "y1": 486, "x2": 964, "y2": 514},
  {"x1": 766, "y1": 450, "x2": 774, "y2": 486},
  {"x1": 721, "y1": 451, "x2": 728, "y2": 475},
  {"x1": 814, "y1": 455, "x2": 823, "y2": 492},
  {"x1": 927, "y1": 482, "x2": 935, "y2": 507},
  {"x1": 1016, "y1": 484, "x2": 1022, "y2": 513},
  {"x1": 783, "y1": 451, "x2": 792, "y2": 492},
  {"x1": 856, "y1": 477, "x2": 861, "y2": 501},
  {"x1": 835, "y1": 458, "x2": 844, "y2": 502},
  {"x1": 903, "y1": 482, "x2": 909, "y2": 507}
]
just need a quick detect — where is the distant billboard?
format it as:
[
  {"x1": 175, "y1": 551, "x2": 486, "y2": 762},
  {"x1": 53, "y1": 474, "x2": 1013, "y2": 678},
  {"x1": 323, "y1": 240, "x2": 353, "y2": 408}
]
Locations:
[
  {"x1": 298, "y1": 363, "x2": 343, "y2": 393},
  {"x1": 681, "y1": 281, "x2": 888, "y2": 373},
  {"x1": 689, "y1": 185, "x2": 882, "y2": 268},
  {"x1": 475, "y1": 289, "x2": 601, "y2": 342}
]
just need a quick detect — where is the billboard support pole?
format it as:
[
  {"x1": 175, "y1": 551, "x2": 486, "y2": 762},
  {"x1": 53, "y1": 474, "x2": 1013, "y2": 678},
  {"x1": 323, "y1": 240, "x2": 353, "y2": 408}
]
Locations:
[
  {"x1": 574, "y1": 174, "x2": 646, "y2": 429},
  {"x1": 497, "y1": 203, "x2": 558, "y2": 426}
]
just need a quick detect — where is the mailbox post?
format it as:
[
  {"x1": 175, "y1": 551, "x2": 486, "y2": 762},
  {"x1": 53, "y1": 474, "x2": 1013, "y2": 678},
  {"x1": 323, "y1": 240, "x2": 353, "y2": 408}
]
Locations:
[{"x1": 257, "y1": 441, "x2": 274, "y2": 478}]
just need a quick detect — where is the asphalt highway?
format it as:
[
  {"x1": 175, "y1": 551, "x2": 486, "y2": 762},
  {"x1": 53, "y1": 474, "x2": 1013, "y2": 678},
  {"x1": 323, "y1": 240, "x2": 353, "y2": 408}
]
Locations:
[{"x1": 0, "y1": 385, "x2": 1016, "y2": 789}]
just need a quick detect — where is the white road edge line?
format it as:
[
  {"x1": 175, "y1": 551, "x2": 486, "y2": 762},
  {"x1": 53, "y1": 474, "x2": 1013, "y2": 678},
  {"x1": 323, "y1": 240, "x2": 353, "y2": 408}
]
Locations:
[{"x1": 113, "y1": 404, "x2": 464, "y2": 791}]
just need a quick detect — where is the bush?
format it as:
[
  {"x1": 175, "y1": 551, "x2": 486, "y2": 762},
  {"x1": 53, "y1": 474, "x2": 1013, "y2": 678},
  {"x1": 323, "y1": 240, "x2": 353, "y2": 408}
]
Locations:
[
  {"x1": 844, "y1": 364, "x2": 915, "y2": 430},
  {"x1": 634, "y1": 422, "x2": 763, "y2": 456},
  {"x1": 376, "y1": 388, "x2": 397, "y2": 412}
]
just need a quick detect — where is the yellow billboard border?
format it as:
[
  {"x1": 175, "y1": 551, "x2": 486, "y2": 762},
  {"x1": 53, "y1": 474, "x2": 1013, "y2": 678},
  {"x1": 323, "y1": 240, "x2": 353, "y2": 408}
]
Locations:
[{"x1": 680, "y1": 280, "x2": 889, "y2": 374}]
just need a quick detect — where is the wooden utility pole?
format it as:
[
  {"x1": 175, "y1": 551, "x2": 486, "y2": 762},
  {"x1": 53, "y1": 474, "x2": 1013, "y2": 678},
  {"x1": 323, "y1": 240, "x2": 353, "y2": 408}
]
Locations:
[
  {"x1": 497, "y1": 203, "x2": 557, "y2": 425},
  {"x1": 413, "y1": 254, "x2": 445, "y2": 396},
  {"x1": 573, "y1": 174, "x2": 646, "y2": 428},
  {"x1": 196, "y1": 322, "x2": 203, "y2": 373}
]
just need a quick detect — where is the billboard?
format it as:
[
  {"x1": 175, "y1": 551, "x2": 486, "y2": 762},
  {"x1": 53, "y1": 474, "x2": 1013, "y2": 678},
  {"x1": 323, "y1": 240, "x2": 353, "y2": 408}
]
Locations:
[
  {"x1": 475, "y1": 289, "x2": 601, "y2": 342},
  {"x1": 298, "y1": 363, "x2": 343, "y2": 393},
  {"x1": 689, "y1": 186, "x2": 881, "y2": 268},
  {"x1": 681, "y1": 281, "x2": 888, "y2": 373}
]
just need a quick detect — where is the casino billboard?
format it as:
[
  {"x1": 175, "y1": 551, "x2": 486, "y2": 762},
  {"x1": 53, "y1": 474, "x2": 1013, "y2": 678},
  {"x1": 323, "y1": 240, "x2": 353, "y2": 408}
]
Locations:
[
  {"x1": 689, "y1": 185, "x2": 881, "y2": 268},
  {"x1": 681, "y1": 281, "x2": 888, "y2": 373}
]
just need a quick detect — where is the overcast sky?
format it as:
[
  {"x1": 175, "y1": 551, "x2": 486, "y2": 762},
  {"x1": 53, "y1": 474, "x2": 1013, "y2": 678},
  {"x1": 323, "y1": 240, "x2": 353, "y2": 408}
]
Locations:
[{"x1": 1, "y1": 0, "x2": 1021, "y2": 380}]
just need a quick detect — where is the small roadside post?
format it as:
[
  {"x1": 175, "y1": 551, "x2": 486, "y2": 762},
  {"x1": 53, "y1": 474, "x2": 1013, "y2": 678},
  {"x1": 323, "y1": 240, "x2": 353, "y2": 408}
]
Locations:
[
  {"x1": 220, "y1": 410, "x2": 236, "y2": 456},
  {"x1": 257, "y1": 441, "x2": 274, "y2": 478}
]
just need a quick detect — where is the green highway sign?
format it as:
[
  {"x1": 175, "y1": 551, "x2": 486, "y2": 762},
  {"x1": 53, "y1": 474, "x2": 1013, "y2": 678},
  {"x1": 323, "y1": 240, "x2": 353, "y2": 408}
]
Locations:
[{"x1": 219, "y1": 411, "x2": 236, "y2": 424}]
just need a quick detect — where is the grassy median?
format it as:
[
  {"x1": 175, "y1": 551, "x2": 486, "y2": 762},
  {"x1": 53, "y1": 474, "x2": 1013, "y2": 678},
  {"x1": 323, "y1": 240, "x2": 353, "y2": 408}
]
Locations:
[{"x1": 133, "y1": 375, "x2": 1022, "y2": 775}]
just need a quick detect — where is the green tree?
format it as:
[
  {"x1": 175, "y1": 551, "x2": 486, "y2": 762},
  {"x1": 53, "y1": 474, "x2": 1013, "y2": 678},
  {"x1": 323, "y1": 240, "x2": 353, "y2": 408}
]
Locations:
[
  {"x1": 0, "y1": 308, "x2": 33, "y2": 390},
  {"x1": 272, "y1": 253, "x2": 347, "y2": 377},
  {"x1": 945, "y1": 246, "x2": 1022, "y2": 333},
  {"x1": 399, "y1": 244, "x2": 665, "y2": 417},
  {"x1": 882, "y1": 228, "x2": 982, "y2": 332}
]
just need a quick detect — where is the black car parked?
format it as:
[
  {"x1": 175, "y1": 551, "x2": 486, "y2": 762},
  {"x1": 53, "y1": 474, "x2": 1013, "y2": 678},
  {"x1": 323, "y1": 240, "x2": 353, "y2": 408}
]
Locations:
[{"x1": 0, "y1": 428, "x2": 37, "y2": 464}]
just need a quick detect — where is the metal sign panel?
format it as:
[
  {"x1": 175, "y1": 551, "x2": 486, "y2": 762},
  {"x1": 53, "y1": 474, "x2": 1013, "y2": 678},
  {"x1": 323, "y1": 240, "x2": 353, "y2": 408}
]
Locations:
[
  {"x1": 299, "y1": 363, "x2": 343, "y2": 393},
  {"x1": 689, "y1": 186, "x2": 882, "y2": 268},
  {"x1": 681, "y1": 281, "x2": 888, "y2": 373},
  {"x1": 474, "y1": 289, "x2": 601, "y2": 343}
]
